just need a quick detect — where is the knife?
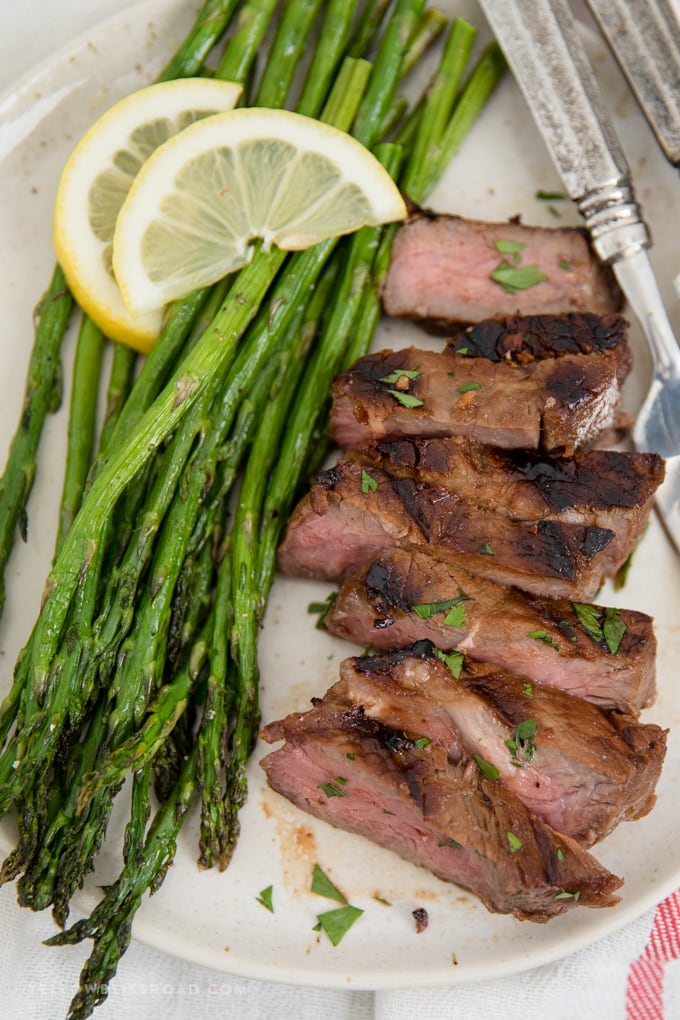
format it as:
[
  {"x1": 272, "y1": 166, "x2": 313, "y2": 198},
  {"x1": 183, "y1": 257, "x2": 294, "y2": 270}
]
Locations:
[
  {"x1": 477, "y1": 0, "x2": 680, "y2": 553},
  {"x1": 585, "y1": 0, "x2": 680, "y2": 167}
]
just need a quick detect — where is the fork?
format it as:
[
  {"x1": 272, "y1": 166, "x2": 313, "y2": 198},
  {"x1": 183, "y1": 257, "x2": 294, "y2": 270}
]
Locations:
[
  {"x1": 584, "y1": 0, "x2": 680, "y2": 547},
  {"x1": 478, "y1": 0, "x2": 680, "y2": 552}
]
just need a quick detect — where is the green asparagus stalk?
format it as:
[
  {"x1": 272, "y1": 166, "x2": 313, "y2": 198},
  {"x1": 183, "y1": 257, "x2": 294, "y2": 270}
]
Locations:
[
  {"x1": 55, "y1": 316, "x2": 105, "y2": 556},
  {"x1": 96, "y1": 343, "x2": 137, "y2": 456},
  {"x1": 0, "y1": 266, "x2": 73, "y2": 614},
  {"x1": 157, "y1": 0, "x2": 240, "y2": 81}
]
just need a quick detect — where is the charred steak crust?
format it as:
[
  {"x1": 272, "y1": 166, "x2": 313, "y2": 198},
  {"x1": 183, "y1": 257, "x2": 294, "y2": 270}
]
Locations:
[{"x1": 447, "y1": 312, "x2": 629, "y2": 362}]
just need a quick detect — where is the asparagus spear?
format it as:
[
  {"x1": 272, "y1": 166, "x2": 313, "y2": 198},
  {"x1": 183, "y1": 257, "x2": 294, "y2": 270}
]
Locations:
[
  {"x1": 0, "y1": 266, "x2": 72, "y2": 615},
  {"x1": 54, "y1": 316, "x2": 105, "y2": 556}
]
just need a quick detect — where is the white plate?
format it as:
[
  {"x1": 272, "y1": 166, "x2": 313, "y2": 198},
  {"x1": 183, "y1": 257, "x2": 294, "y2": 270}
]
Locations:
[{"x1": 1, "y1": 0, "x2": 679, "y2": 991}]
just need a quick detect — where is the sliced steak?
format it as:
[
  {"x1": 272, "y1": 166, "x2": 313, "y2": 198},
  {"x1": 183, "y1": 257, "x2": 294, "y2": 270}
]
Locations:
[
  {"x1": 355, "y1": 437, "x2": 664, "y2": 569},
  {"x1": 260, "y1": 680, "x2": 623, "y2": 921},
  {"x1": 329, "y1": 343, "x2": 630, "y2": 453},
  {"x1": 335, "y1": 647, "x2": 665, "y2": 846},
  {"x1": 277, "y1": 459, "x2": 619, "y2": 600},
  {"x1": 382, "y1": 213, "x2": 623, "y2": 330},
  {"x1": 446, "y1": 312, "x2": 629, "y2": 361},
  {"x1": 325, "y1": 547, "x2": 657, "y2": 714}
]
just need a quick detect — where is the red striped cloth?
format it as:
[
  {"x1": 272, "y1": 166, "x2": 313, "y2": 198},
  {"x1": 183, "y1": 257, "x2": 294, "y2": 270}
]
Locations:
[{"x1": 626, "y1": 889, "x2": 680, "y2": 1020}]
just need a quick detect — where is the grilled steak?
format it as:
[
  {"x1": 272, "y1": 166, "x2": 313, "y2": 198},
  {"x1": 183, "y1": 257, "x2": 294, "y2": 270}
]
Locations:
[
  {"x1": 325, "y1": 548, "x2": 657, "y2": 714},
  {"x1": 277, "y1": 459, "x2": 621, "y2": 600},
  {"x1": 446, "y1": 312, "x2": 629, "y2": 361},
  {"x1": 260, "y1": 670, "x2": 624, "y2": 921},
  {"x1": 328, "y1": 343, "x2": 631, "y2": 453},
  {"x1": 382, "y1": 213, "x2": 623, "y2": 330},
  {"x1": 355, "y1": 437, "x2": 664, "y2": 569},
  {"x1": 334, "y1": 647, "x2": 665, "y2": 846}
]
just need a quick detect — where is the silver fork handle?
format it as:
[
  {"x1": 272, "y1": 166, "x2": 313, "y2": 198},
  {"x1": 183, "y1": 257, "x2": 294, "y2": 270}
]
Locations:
[{"x1": 614, "y1": 251, "x2": 680, "y2": 382}]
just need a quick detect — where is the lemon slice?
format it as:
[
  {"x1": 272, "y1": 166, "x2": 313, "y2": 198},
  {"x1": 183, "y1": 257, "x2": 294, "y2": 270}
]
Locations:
[
  {"x1": 112, "y1": 107, "x2": 407, "y2": 317},
  {"x1": 54, "y1": 78, "x2": 243, "y2": 352}
]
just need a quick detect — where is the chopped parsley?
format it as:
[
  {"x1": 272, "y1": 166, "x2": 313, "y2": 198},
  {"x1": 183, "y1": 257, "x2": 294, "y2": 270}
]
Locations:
[
  {"x1": 317, "y1": 781, "x2": 347, "y2": 798},
  {"x1": 414, "y1": 736, "x2": 431, "y2": 749},
  {"x1": 374, "y1": 895, "x2": 392, "y2": 906},
  {"x1": 506, "y1": 719, "x2": 537, "y2": 766},
  {"x1": 314, "y1": 905, "x2": 364, "y2": 946},
  {"x1": 536, "y1": 189, "x2": 567, "y2": 201},
  {"x1": 360, "y1": 469, "x2": 378, "y2": 494},
  {"x1": 457, "y1": 381, "x2": 482, "y2": 394},
  {"x1": 559, "y1": 259, "x2": 572, "y2": 270},
  {"x1": 386, "y1": 388, "x2": 424, "y2": 408},
  {"x1": 473, "y1": 753, "x2": 500, "y2": 781},
  {"x1": 490, "y1": 261, "x2": 548, "y2": 293},
  {"x1": 311, "y1": 864, "x2": 347, "y2": 904},
  {"x1": 478, "y1": 542, "x2": 493, "y2": 556},
  {"x1": 572, "y1": 602, "x2": 627, "y2": 653},
  {"x1": 556, "y1": 848, "x2": 565, "y2": 861},
  {"x1": 413, "y1": 589, "x2": 470, "y2": 627},
  {"x1": 434, "y1": 647, "x2": 464, "y2": 678},
  {"x1": 256, "y1": 885, "x2": 274, "y2": 912},
  {"x1": 380, "y1": 368, "x2": 422, "y2": 385},
  {"x1": 456, "y1": 346, "x2": 469, "y2": 355},
  {"x1": 494, "y1": 239, "x2": 526, "y2": 262},
  {"x1": 438, "y1": 837, "x2": 464, "y2": 848},
  {"x1": 506, "y1": 831, "x2": 523, "y2": 853},
  {"x1": 555, "y1": 890, "x2": 580, "y2": 902},
  {"x1": 527, "y1": 628, "x2": 560, "y2": 651},
  {"x1": 523, "y1": 682, "x2": 534, "y2": 697},
  {"x1": 307, "y1": 591, "x2": 337, "y2": 630}
]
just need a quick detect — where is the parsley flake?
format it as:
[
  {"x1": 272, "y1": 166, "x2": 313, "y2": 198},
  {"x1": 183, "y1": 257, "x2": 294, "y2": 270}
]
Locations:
[
  {"x1": 506, "y1": 831, "x2": 523, "y2": 853},
  {"x1": 490, "y1": 261, "x2": 548, "y2": 293},
  {"x1": 556, "y1": 848, "x2": 565, "y2": 861},
  {"x1": 559, "y1": 259, "x2": 572, "y2": 270},
  {"x1": 527, "y1": 628, "x2": 560, "y2": 651},
  {"x1": 314, "y1": 904, "x2": 364, "y2": 946},
  {"x1": 311, "y1": 864, "x2": 347, "y2": 904},
  {"x1": 360, "y1": 469, "x2": 378, "y2": 494},
  {"x1": 572, "y1": 602, "x2": 627, "y2": 653},
  {"x1": 456, "y1": 346, "x2": 469, "y2": 356},
  {"x1": 458, "y1": 381, "x2": 482, "y2": 394},
  {"x1": 380, "y1": 369, "x2": 422, "y2": 385},
  {"x1": 415, "y1": 736, "x2": 431, "y2": 750},
  {"x1": 386, "y1": 388, "x2": 424, "y2": 408},
  {"x1": 256, "y1": 885, "x2": 274, "y2": 912},
  {"x1": 473, "y1": 753, "x2": 500, "y2": 781},
  {"x1": 318, "y1": 781, "x2": 346, "y2": 798},
  {"x1": 555, "y1": 890, "x2": 580, "y2": 902},
  {"x1": 478, "y1": 542, "x2": 493, "y2": 556},
  {"x1": 434, "y1": 647, "x2": 464, "y2": 678},
  {"x1": 523, "y1": 682, "x2": 534, "y2": 697},
  {"x1": 536, "y1": 189, "x2": 567, "y2": 201},
  {"x1": 494, "y1": 239, "x2": 527, "y2": 261},
  {"x1": 438, "y1": 837, "x2": 464, "y2": 848},
  {"x1": 413, "y1": 591, "x2": 469, "y2": 627},
  {"x1": 307, "y1": 591, "x2": 337, "y2": 630}
]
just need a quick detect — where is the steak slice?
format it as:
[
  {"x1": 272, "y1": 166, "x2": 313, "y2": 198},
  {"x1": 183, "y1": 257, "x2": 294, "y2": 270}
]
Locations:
[
  {"x1": 260, "y1": 680, "x2": 623, "y2": 921},
  {"x1": 277, "y1": 459, "x2": 619, "y2": 600},
  {"x1": 356, "y1": 437, "x2": 664, "y2": 570},
  {"x1": 325, "y1": 547, "x2": 657, "y2": 714},
  {"x1": 328, "y1": 343, "x2": 630, "y2": 453},
  {"x1": 446, "y1": 312, "x2": 629, "y2": 361},
  {"x1": 382, "y1": 212, "x2": 623, "y2": 330},
  {"x1": 335, "y1": 647, "x2": 665, "y2": 846}
]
